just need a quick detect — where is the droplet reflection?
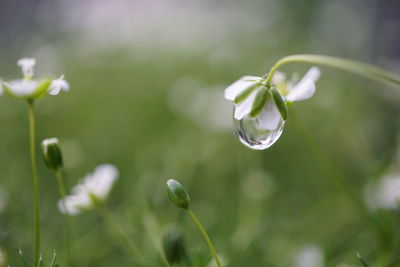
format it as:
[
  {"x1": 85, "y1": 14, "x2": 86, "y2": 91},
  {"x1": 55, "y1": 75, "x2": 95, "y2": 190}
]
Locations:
[{"x1": 233, "y1": 113, "x2": 285, "y2": 150}]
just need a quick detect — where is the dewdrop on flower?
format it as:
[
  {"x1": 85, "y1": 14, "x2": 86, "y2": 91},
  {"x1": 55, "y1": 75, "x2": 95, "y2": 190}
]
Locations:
[
  {"x1": 224, "y1": 67, "x2": 320, "y2": 150},
  {"x1": 58, "y1": 164, "x2": 118, "y2": 215},
  {"x1": 1, "y1": 58, "x2": 69, "y2": 100}
]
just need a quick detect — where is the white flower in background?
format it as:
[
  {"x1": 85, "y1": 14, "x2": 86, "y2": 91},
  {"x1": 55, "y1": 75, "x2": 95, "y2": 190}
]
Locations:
[
  {"x1": 294, "y1": 245, "x2": 324, "y2": 267},
  {"x1": 364, "y1": 173, "x2": 400, "y2": 210},
  {"x1": 58, "y1": 164, "x2": 119, "y2": 215},
  {"x1": 224, "y1": 67, "x2": 320, "y2": 130},
  {"x1": 0, "y1": 80, "x2": 3, "y2": 96},
  {"x1": 1, "y1": 58, "x2": 69, "y2": 99}
]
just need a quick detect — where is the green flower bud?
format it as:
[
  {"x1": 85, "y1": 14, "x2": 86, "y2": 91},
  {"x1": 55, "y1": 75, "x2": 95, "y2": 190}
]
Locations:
[
  {"x1": 271, "y1": 88, "x2": 287, "y2": 120},
  {"x1": 162, "y1": 227, "x2": 187, "y2": 265},
  {"x1": 41, "y1": 138, "x2": 63, "y2": 170},
  {"x1": 166, "y1": 179, "x2": 191, "y2": 209}
]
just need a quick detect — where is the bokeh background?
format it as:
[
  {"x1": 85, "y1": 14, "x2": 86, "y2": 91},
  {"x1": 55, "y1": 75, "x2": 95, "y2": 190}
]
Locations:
[{"x1": 0, "y1": 0, "x2": 400, "y2": 266}]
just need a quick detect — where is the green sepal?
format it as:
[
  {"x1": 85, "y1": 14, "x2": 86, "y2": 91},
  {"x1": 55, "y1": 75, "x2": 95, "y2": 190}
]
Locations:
[
  {"x1": 166, "y1": 179, "x2": 191, "y2": 210},
  {"x1": 271, "y1": 88, "x2": 287, "y2": 120},
  {"x1": 30, "y1": 79, "x2": 52, "y2": 99},
  {"x1": 249, "y1": 87, "x2": 270, "y2": 117},
  {"x1": 233, "y1": 82, "x2": 260, "y2": 104}
]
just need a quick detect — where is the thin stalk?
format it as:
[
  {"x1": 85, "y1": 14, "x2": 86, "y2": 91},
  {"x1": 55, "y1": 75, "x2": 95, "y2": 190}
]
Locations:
[
  {"x1": 97, "y1": 205, "x2": 144, "y2": 264},
  {"x1": 265, "y1": 54, "x2": 400, "y2": 86},
  {"x1": 187, "y1": 209, "x2": 222, "y2": 267},
  {"x1": 27, "y1": 100, "x2": 41, "y2": 266},
  {"x1": 55, "y1": 170, "x2": 73, "y2": 266},
  {"x1": 291, "y1": 115, "x2": 390, "y2": 248}
]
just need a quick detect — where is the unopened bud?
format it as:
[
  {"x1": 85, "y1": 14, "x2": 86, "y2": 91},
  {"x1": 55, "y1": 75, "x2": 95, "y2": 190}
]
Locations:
[
  {"x1": 41, "y1": 138, "x2": 63, "y2": 170},
  {"x1": 166, "y1": 179, "x2": 191, "y2": 209}
]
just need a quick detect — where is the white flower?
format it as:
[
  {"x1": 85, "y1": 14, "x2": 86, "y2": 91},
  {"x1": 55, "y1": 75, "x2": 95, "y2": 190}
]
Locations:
[
  {"x1": 58, "y1": 164, "x2": 119, "y2": 215},
  {"x1": 224, "y1": 67, "x2": 320, "y2": 130},
  {"x1": 49, "y1": 75, "x2": 70, "y2": 95},
  {"x1": 364, "y1": 173, "x2": 400, "y2": 210},
  {"x1": 17, "y1": 58, "x2": 36, "y2": 78},
  {"x1": 294, "y1": 245, "x2": 324, "y2": 267},
  {"x1": 0, "y1": 80, "x2": 3, "y2": 96},
  {"x1": 2, "y1": 58, "x2": 69, "y2": 99}
]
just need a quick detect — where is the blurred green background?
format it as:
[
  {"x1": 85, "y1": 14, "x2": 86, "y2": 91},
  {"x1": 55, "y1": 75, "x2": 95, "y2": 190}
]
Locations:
[{"x1": 0, "y1": 0, "x2": 400, "y2": 266}]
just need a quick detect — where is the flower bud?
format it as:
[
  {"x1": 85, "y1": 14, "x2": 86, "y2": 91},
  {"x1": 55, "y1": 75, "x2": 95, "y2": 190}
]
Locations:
[
  {"x1": 166, "y1": 179, "x2": 191, "y2": 209},
  {"x1": 41, "y1": 138, "x2": 63, "y2": 170},
  {"x1": 162, "y1": 227, "x2": 187, "y2": 265}
]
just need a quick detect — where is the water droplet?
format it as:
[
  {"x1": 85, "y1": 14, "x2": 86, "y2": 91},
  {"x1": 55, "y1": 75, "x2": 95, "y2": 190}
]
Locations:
[{"x1": 233, "y1": 114, "x2": 285, "y2": 150}]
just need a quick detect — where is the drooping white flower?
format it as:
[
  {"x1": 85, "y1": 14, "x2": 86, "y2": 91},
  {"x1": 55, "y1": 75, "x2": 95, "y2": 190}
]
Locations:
[
  {"x1": 2, "y1": 58, "x2": 69, "y2": 100},
  {"x1": 294, "y1": 245, "x2": 324, "y2": 267},
  {"x1": 49, "y1": 75, "x2": 70, "y2": 95},
  {"x1": 225, "y1": 67, "x2": 320, "y2": 130},
  {"x1": 364, "y1": 173, "x2": 400, "y2": 210},
  {"x1": 224, "y1": 67, "x2": 320, "y2": 150},
  {"x1": 58, "y1": 164, "x2": 119, "y2": 216}
]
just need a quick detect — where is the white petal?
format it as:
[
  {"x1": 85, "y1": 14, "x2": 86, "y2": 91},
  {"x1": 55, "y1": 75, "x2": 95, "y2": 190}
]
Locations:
[
  {"x1": 257, "y1": 98, "x2": 281, "y2": 130},
  {"x1": 285, "y1": 67, "x2": 320, "y2": 102},
  {"x1": 234, "y1": 90, "x2": 257, "y2": 120},
  {"x1": 5, "y1": 79, "x2": 39, "y2": 97},
  {"x1": 224, "y1": 76, "x2": 261, "y2": 100},
  {"x1": 303, "y1": 67, "x2": 321, "y2": 82},
  {"x1": 271, "y1": 71, "x2": 286, "y2": 85},
  {"x1": 49, "y1": 75, "x2": 70, "y2": 96},
  {"x1": 83, "y1": 164, "x2": 118, "y2": 200},
  {"x1": 285, "y1": 79, "x2": 316, "y2": 102},
  {"x1": 0, "y1": 80, "x2": 3, "y2": 96}
]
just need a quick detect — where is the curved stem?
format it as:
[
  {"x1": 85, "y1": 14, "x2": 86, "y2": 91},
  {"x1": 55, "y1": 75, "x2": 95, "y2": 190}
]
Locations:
[
  {"x1": 265, "y1": 54, "x2": 400, "y2": 86},
  {"x1": 27, "y1": 100, "x2": 41, "y2": 266},
  {"x1": 187, "y1": 209, "x2": 222, "y2": 267},
  {"x1": 55, "y1": 170, "x2": 73, "y2": 266},
  {"x1": 97, "y1": 205, "x2": 144, "y2": 264}
]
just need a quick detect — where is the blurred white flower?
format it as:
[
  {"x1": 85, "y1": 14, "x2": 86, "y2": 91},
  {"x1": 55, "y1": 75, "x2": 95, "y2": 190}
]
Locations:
[
  {"x1": 294, "y1": 245, "x2": 324, "y2": 267},
  {"x1": 224, "y1": 67, "x2": 320, "y2": 130},
  {"x1": 2, "y1": 58, "x2": 69, "y2": 99},
  {"x1": 58, "y1": 164, "x2": 119, "y2": 215},
  {"x1": 49, "y1": 75, "x2": 70, "y2": 95},
  {"x1": 0, "y1": 80, "x2": 3, "y2": 96},
  {"x1": 364, "y1": 173, "x2": 400, "y2": 210}
]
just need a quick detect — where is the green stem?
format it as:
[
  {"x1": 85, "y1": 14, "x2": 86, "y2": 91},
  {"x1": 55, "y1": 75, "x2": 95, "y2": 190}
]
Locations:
[
  {"x1": 97, "y1": 205, "x2": 144, "y2": 264},
  {"x1": 187, "y1": 209, "x2": 222, "y2": 267},
  {"x1": 265, "y1": 54, "x2": 400, "y2": 86},
  {"x1": 291, "y1": 115, "x2": 390, "y2": 248},
  {"x1": 55, "y1": 170, "x2": 73, "y2": 266},
  {"x1": 27, "y1": 100, "x2": 41, "y2": 266}
]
